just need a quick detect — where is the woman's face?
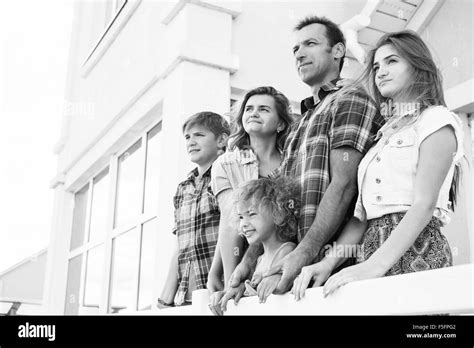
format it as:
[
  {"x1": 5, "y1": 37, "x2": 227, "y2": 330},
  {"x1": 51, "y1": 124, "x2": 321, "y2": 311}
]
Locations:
[
  {"x1": 242, "y1": 94, "x2": 283, "y2": 137},
  {"x1": 373, "y1": 44, "x2": 414, "y2": 103}
]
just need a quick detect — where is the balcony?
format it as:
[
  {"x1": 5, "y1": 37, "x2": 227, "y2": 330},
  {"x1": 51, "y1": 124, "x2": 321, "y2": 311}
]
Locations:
[{"x1": 124, "y1": 264, "x2": 474, "y2": 315}]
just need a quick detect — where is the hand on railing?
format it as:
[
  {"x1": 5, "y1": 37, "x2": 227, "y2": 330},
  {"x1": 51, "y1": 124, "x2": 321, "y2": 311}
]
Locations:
[
  {"x1": 219, "y1": 283, "x2": 245, "y2": 314},
  {"x1": 255, "y1": 274, "x2": 282, "y2": 303},
  {"x1": 291, "y1": 260, "x2": 333, "y2": 301},
  {"x1": 206, "y1": 271, "x2": 224, "y2": 294},
  {"x1": 156, "y1": 298, "x2": 175, "y2": 310},
  {"x1": 323, "y1": 260, "x2": 384, "y2": 297},
  {"x1": 210, "y1": 261, "x2": 251, "y2": 315},
  {"x1": 208, "y1": 290, "x2": 225, "y2": 316},
  {"x1": 264, "y1": 249, "x2": 311, "y2": 294}
]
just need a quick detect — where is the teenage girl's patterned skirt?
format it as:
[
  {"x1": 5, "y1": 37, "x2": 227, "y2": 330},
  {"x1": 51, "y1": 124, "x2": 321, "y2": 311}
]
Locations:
[{"x1": 356, "y1": 212, "x2": 453, "y2": 275}]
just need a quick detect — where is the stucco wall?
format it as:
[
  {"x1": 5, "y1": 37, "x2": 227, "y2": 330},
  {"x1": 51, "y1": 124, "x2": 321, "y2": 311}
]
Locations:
[
  {"x1": 58, "y1": 2, "x2": 169, "y2": 175},
  {"x1": 420, "y1": 0, "x2": 473, "y2": 90}
]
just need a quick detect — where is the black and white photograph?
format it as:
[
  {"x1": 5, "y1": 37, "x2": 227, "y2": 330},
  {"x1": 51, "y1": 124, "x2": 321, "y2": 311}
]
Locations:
[{"x1": 0, "y1": 0, "x2": 473, "y2": 345}]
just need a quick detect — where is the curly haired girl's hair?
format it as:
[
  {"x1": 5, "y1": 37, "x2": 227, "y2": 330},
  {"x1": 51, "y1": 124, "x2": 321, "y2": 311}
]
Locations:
[{"x1": 234, "y1": 176, "x2": 301, "y2": 242}]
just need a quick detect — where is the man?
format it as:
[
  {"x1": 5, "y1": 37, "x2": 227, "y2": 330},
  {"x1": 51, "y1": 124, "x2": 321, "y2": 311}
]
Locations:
[{"x1": 218, "y1": 15, "x2": 385, "y2": 312}]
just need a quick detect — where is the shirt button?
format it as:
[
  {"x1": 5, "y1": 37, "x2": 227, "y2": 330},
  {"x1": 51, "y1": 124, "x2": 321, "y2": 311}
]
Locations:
[
  {"x1": 385, "y1": 140, "x2": 389, "y2": 145},
  {"x1": 392, "y1": 125, "x2": 398, "y2": 129},
  {"x1": 397, "y1": 139, "x2": 403, "y2": 145},
  {"x1": 376, "y1": 195, "x2": 382, "y2": 202},
  {"x1": 376, "y1": 178, "x2": 381, "y2": 184},
  {"x1": 376, "y1": 156, "x2": 381, "y2": 162}
]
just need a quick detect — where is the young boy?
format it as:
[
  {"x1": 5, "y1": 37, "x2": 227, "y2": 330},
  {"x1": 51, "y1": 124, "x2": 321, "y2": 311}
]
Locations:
[{"x1": 157, "y1": 111, "x2": 230, "y2": 308}]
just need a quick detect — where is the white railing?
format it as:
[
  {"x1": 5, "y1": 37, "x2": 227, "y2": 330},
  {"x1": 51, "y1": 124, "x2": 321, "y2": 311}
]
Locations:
[{"x1": 131, "y1": 264, "x2": 474, "y2": 315}]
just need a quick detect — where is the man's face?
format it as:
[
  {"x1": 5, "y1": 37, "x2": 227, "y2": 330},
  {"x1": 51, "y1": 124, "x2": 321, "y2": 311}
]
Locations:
[{"x1": 292, "y1": 23, "x2": 335, "y2": 87}]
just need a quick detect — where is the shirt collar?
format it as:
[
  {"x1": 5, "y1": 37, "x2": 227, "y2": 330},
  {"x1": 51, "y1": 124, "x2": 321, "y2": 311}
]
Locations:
[
  {"x1": 186, "y1": 166, "x2": 212, "y2": 181},
  {"x1": 300, "y1": 77, "x2": 341, "y2": 114},
  {"x1": 375, "y1": 107, "x2": 419, "y2": 140},
  {"x1": 238, "y1": 146, "x2": 283, "y2": 165}
]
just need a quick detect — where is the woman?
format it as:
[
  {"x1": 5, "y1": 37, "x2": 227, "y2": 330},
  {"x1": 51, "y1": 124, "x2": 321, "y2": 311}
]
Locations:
[
  {"x1": 292, "y1": 30, "x2": 464, "y2": 300},
  {"x1": 206, "y1": 86, "x2": 294, "y2": 312}
]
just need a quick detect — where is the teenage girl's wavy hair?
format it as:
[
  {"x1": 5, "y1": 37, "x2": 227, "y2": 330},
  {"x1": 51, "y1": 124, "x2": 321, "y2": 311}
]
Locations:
[
  {"x1": 366, "y1": 30, "x2": 446, "y2": 114},
  {"x1": 335, "y1": 30, "x2": 460, "y2": 208},
  {"x1": 228, "y1": 86, "x2": 293, "y2": 152},
  {"x1": 235, "y1": 176, "x2": 301, "y2": 243}
]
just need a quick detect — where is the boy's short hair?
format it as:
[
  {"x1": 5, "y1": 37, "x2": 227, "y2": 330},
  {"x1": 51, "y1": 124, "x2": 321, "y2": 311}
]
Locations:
[{"x1": 182, "y1": 111, "x2": 231, "y2": 138}]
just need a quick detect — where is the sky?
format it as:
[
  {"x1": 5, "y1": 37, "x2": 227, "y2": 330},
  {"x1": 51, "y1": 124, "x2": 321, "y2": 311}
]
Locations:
[{"x1": 0, "y1": 0, "x2": 74, "y2": 272}]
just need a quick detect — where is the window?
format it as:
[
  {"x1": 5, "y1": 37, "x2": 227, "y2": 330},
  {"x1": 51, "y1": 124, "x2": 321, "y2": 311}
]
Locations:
[
  {"x1": 114, "y1": 140, "x2": 144, "y2": 229},
  {"x1": 65, "y1": 122, "x2": 162, "y2": 314},
  {"x1": 64, "y1": 167, "x2": 110, "y2": 315},
  {"x1": 70, "y1": 185, "x2": 89, "y2": 251},
  {"x1": 83, "y1": 0, "x2": 131, "y2": 76},
  {"x1": 64, "y1": 254, "x2": 83, "y2": 314},
  {"x1": 105, "y1": 0, "x2": 127, "y2": 28},
  {"x1": 138, "y1": 218, "x2": 158, "y2": 310},
  {"x1": 82, "y1": 245, "x2": 105, "y2": 313},
  {"x1": 109, "y1": 228, "x2": 139, "y2": 313},
  {"x1": 143, "y1": 124, "x2": 162, "y2": 215},
  {"x1": 89, "y1": 169, "x2": 110, "y2": 243}
]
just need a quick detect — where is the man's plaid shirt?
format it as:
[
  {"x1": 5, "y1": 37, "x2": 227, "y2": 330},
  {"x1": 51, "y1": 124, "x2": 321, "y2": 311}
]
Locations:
[
  {"x1": 280, "y1": 79, "x2": 385, "y2": 243},
  {"x1": 172, "y1": 166, "x2": 219, "y2": 306}
]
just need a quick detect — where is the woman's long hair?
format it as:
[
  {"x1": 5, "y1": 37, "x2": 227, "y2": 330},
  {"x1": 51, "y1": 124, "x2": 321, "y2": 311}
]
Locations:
[
  {"x1": 335, "y1": 30, "x2": 460, "y2": 208},
  {"x1": 228, "y1": 86, "x2": 293, "y2": 152},
  {"x1": 365, "y1": 30, "x2": 446, "y2": 115}
]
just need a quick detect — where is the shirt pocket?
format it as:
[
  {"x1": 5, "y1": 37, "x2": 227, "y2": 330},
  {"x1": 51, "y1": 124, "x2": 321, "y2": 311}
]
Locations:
[
  {"x1": 201, "y1": 185, "x2": 220, "y2": 215},
  {"x1": 387, "y1": 130, "x2": 416, "y2": 163}
]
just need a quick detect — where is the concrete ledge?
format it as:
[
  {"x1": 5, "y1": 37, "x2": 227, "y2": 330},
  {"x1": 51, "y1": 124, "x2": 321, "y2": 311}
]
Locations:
[
  {"x1": 148, "y1": 264, "x2": 474, "y2": 315},
  {"x1": 158, "y1": 45, "x2": 239, "y2": 81},
  {"x1": 161, "y1": 0, "x2": 242, "y2": 25},
  {"x1": 49, "y1": 173, "x2": 66, "y2": 189}
]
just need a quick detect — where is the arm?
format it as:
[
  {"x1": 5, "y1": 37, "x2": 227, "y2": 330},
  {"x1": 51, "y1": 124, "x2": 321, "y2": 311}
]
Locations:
[
  {"x1": 256, "y1": 243, "x2": 296, "y2": 303},
  {"x1": 320, "y1": 216, "x2": 367, "y2": 270},
  {"x1": 297, "y1": 146, "x2": 362, "y2": 261},
  {"x1": 267, "y1": 147, "x2": 362, "y2": 292},
  {"x1": 215, "y1": 189, "x2": 245, "y2": 287},
  {"x1": 324, "y1": 126, "x2": 457, "y2": 295},
  {"x1": 158, "y1": 238, "x2": 179, "y2": 307},
  {"x1": 292, "y1": 217, "x2": 366, "y2": 300},
  {"x1": 216, "y1": 243, "x2": 263, "y2": 313},
  {"x1": 207, "y1": 241, "x2": 224, "y2": 293}
]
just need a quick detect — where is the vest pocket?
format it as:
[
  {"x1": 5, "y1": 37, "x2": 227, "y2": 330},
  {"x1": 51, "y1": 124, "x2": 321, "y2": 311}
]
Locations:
[{"x1": 387, "y1": 131, "x2": 416, "y2": 163}]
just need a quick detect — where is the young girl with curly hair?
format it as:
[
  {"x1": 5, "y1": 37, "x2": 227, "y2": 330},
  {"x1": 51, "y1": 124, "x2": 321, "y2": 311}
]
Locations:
[{"x1": 209, "y1": 176, "x2": 300, "y2": 314}]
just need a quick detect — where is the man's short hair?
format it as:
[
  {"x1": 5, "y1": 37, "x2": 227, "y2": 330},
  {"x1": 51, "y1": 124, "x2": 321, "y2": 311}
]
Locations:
[
  {"x1": 182, "y1": 111, "x2": 231, "y2": 138},
  {"x1": 294, "y1": 15, "x2": 346, "y2": 72}
]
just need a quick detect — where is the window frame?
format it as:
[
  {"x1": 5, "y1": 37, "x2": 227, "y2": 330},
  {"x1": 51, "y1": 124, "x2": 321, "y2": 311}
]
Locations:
[
  {"x1": 81, "y1": 0, "x2": 142, "y2": 77},
  {"x1": 65, "y1": 121, "x2": 162, "y2": 314}
]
